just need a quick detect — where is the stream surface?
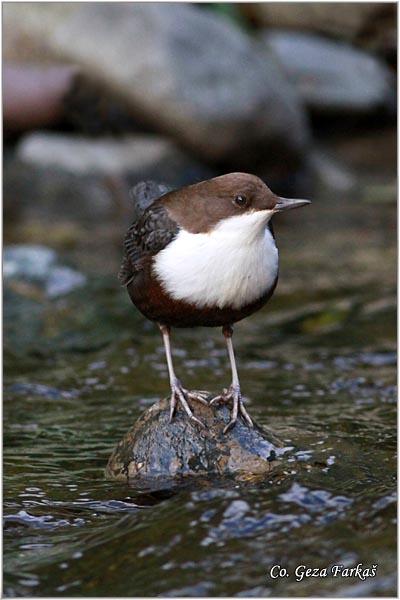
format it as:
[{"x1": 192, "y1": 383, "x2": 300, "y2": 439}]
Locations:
[{"x1": 4, "y1": 193, "x2": 396, "y2": 597}]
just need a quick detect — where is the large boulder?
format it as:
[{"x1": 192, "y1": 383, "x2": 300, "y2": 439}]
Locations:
[
  {"x1": 106, "y1": 397, "x2": 286, "y2": 482},
  {"x1": 3, "y1": 3, "x2": 309, "y2": 164},
  {"x1": 261, "y1": 31, "x2": 395, "y2": 115}
]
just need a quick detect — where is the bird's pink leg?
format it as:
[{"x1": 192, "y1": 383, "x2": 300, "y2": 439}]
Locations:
[
  {"x1": 210, "y1": 325, "x2": 254, "y2": 433},
  {"x1": 159, "y1": 324, "x2": 207, "y2": 428}
]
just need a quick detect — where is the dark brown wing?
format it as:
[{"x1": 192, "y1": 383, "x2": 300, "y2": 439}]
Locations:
[{"x1": 118, "y1": 202, "x2": 179, "y2": 286}]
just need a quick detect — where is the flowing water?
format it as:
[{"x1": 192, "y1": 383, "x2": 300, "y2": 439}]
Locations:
[{"x1": 4, "y1": 194, "x2": 396, "y2": 596}]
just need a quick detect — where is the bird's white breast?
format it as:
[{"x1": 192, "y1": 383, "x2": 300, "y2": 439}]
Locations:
[{"x1": 153, "y1": 210, "x2": 279, "y2": 309}]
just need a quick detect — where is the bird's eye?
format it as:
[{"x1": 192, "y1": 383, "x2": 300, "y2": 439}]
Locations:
[{"x1": 233, "y1": 195, "x2": 247, "y2": 208}]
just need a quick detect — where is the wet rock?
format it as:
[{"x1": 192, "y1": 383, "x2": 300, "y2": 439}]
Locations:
[
  {"x1": 106, "y1": 398, "x2": 285, "y2": 482},
  {"x1": 4, "y1": 244, "x2": 86, "y2": 298},
  {"x1": 3, "y1": 3, "x2": 309, "y2": 164},
  {"x1": 261, "y1": 31, "x2": 395, "y2": 115}
]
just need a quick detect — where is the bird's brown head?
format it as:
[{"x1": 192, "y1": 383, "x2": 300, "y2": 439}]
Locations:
[{"x1": 161, "y1": 172, "x2": 310, "y2": 233}]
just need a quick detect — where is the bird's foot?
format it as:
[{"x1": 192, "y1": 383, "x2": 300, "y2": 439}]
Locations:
[
  {"x1": 186, "y1": 390, "x2": 210, "y2": 404},
  {"x1": 210, "y1": 384, "x2": 253, "y2": 434},
  {"x1": 169, "y1": 379, "x2": 207, "y2": 428}
]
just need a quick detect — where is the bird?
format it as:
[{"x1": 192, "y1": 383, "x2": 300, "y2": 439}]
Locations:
[{"x1": 119, "y1": 172, "x2": 310, "y2": 433}]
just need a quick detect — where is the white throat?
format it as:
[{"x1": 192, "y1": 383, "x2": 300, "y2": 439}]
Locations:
[{"x1": 153, "y1": 210, "x2": 279, "y2": 309}]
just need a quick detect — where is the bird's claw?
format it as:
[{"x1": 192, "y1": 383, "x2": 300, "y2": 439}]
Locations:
[
  {"x1": 223, "y1": 419, "x2": 237, "y2": 435},
  {"x1": 169, "y1": 379, "x2": 206, "y2": 428},
  {"x1": 210, "y1": 385, "x2": 254, "y2": 433},
  {"x1": 209, "y1": 389, "x2": 228, "y2": 406},
  {"x1": 187, "y1": 390, "x2": 210, "y2": 405},
  {"x1": 189, "y1": 414, "x2": 206, "y2": 428}
]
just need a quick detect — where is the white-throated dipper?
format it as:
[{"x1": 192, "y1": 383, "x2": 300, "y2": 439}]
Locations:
[{"x1": 119, "y1": 173, "x2": 310, "y2": 433}]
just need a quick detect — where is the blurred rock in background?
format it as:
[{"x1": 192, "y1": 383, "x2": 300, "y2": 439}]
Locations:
[
  {"x1": 260, "y1": 31, "x2": 395, "y2": 116},
  {"x1": 3, "y1": 64, "x2": 79, "y2": 133},
  {"x1": 241, "y1": 2, "x2": 397, "y2": 62},
  {"x1": 4, "y1": 244, "x2": 86, "y2": 299},
  {"x1": 3, "y1": 1, "x2": 396, "y2": 279},
  {"x1": 3, "y1": 2, "x2": 309, "y2": 165}
]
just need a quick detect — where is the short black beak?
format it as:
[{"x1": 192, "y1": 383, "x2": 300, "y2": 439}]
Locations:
[{"x1": 274, "y1": 197, "x2": 311, "y2": 212}]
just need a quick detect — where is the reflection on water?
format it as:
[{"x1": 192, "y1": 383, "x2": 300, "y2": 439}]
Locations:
[{"x1": 4, "y1": 198, "x2": 396, "y2": 597}]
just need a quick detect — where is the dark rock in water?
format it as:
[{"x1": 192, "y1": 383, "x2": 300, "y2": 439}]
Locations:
[{"x1": 106, "y1": 397, "x2": 287, "y2": 482}]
